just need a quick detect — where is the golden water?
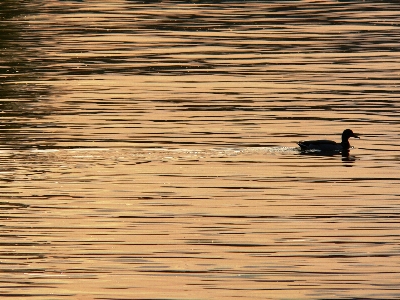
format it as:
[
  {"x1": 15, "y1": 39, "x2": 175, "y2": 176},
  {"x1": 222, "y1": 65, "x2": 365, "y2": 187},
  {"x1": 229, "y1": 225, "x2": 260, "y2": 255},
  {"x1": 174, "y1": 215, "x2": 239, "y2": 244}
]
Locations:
[{"x1": 1, "y1": 1, "x2": 400, "y2": 299}]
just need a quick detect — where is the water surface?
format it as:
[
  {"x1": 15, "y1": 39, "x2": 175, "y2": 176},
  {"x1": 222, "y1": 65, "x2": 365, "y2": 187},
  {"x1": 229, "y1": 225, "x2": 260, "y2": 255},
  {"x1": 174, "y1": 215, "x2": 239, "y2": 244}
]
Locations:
[{"x1": 1, "y1": 1, "x2": 400, "y2": 299}]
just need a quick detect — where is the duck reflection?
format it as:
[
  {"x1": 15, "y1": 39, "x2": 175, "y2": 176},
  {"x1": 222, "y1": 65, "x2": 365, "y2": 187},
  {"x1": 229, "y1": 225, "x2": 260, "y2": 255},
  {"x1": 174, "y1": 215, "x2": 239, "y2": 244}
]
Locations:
[
  {"x1": 341, "y1": 149, "x2": 357, "y2": 163},
  {"x1": 298, "y1": 147, "x2": 358, "y2": 165}
]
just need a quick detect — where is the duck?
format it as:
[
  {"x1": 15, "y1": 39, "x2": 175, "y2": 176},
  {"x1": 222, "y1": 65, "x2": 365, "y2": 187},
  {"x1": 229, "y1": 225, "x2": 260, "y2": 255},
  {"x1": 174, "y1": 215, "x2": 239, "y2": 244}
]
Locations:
[{"x1": 298, "y1": 129, "x2": 359, "y2": 152}]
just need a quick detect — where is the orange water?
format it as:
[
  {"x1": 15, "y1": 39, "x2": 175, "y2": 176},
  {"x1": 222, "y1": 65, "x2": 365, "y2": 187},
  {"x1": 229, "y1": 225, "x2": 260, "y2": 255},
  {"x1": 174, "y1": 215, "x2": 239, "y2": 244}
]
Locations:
[{"x1": 1, "y1": 1, "x2": 400, "y2": 299}]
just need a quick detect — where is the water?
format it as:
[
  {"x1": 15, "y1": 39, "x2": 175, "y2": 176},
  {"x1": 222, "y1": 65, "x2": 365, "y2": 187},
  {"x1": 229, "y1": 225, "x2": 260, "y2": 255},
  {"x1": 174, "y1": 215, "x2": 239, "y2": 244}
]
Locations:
[{"x1": 1, "y1": 1, "x2": 400, "y2": 299}]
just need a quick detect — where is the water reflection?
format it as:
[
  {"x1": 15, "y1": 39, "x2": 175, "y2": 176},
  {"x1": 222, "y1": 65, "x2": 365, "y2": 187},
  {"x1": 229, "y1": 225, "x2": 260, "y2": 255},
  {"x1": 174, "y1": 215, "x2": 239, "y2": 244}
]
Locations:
[
  {"x1": 0, "y1": 1, "x2": 52, "y2": 150},
  {"x1": 298, "y1": 148, "x2": 358, "y2": 167},
  {"x1": 1, "y1": 1, "x2": 400, "y2": 299}
]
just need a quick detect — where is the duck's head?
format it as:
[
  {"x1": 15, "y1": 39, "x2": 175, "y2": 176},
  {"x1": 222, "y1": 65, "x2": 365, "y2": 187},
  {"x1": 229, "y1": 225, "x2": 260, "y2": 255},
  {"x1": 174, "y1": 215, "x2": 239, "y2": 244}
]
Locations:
[{"x1": 342, "y1": 129, "x2": 360, "y2": 141}]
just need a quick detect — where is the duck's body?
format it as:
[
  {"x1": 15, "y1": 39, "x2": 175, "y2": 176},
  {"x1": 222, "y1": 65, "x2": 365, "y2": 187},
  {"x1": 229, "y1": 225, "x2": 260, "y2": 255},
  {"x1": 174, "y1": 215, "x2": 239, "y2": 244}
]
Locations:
[{"x1": 298, "y1": 129, "x2": 359, "y2": 152}]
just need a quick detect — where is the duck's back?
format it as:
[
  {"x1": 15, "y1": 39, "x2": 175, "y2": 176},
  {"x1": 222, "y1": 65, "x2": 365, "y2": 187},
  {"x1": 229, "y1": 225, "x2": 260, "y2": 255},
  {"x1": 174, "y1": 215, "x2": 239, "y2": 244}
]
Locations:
[{"x1": 298, "y1": 140, "x2": 341, "y2": 151}]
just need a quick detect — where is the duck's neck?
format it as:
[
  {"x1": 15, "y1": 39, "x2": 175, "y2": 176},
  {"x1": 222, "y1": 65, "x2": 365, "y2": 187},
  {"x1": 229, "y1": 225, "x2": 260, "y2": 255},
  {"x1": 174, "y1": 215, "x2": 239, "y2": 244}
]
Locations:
[{"x1": 341, "y1": 139, "x2": 350, "y2": 149}]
